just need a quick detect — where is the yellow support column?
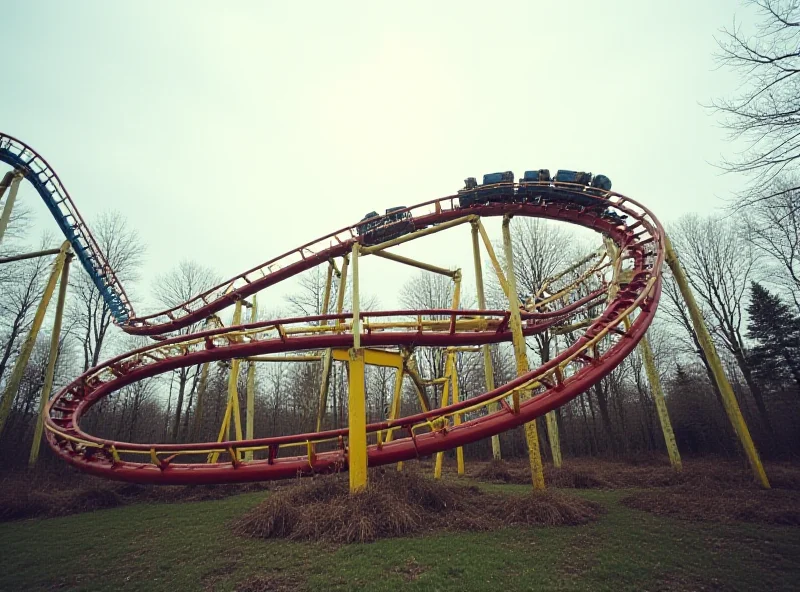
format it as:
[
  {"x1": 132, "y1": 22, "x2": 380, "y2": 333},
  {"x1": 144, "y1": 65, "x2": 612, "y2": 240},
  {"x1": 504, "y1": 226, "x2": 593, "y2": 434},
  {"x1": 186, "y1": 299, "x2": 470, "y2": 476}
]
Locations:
[
  {"x1": 317, "y1": 259, "x2": 341, "y2": 432},
  {"x1": 664, "y1": 236, "x2": 769, "y2": 487},
  {"x1": 348, "y1": 347, "x2": 368, "y2": 492},
  {"x1": 546, "y1": 338, "x2": 563, "y2": 468},
  {"x1": 29, "y1": 249, "x2": 72, "y2": 467},
  {"x1": 388, "y1": 366, "x2": 406, "y2": 471},
  {"x1": 501, "y1": 216, "x2": 546, "y2": 490},
  {"x1": 451, "y1": 354, "x2": 465, "y2": 475},
  {"x1": 191, "y1": 360, "x2": 210, "y2": 440},
  {"x1": 244, "y1": 296, "x2": 258, "y2": 461},
  {"x1": 433, "y1": 359, "x2": 451, "y2": 480},
  {"x1": 545, "y1": 411, "x2": 563, "y2": 468},
  {"x1": 209, "y1": 299, "x2": 244, "y2": 463},
  {"x1": 471, "y1": 222, "x2": 502, "y2": 461},
  {"x1": 351, "y1": 243, "x2": 361, "y2": 348},
  {"x1": 0, "y1": 241, "x2": 69, "y2": 437},
  {"x1": 0, "y1": 171, "x2": 23, "y2": 245},
  {"x1": 639, "y1": 333, "x2": 682, "y2": 471}
]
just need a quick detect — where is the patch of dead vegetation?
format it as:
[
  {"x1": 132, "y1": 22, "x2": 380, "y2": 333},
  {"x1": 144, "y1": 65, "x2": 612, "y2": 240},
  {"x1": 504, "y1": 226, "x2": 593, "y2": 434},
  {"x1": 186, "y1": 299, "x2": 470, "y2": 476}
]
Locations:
[
  {"x1": 389, "y1": 558, "x2": 427, "y2": 582},
  {"x1": 235, "y1": 573, "x2": 308, "y2": 592},
  {"x1": 471, "y1": 458, "x2": 800, "y2": 491},
  {"x1": 233, "y1": 469, "x2": 603, "y2": 544},
  {"x1": 0, "y1": 470, "x2": 270, "y2": 522},
  {"x1": 621, "y1": 485, "x2": 800, "y2": 525}
]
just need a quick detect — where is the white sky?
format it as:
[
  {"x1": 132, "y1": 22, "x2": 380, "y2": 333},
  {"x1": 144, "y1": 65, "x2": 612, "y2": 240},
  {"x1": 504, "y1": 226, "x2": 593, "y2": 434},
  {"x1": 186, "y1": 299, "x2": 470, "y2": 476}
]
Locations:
[{"x1": 3, "y1": 1, "x2": 757, "y2": 317}]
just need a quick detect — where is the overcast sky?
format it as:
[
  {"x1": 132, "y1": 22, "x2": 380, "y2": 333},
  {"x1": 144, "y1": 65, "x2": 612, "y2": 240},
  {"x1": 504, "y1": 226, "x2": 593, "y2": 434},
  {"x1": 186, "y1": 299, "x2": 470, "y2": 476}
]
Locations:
[{"x1": 3, "y1": 1, "x2": 757, "y2": 318}]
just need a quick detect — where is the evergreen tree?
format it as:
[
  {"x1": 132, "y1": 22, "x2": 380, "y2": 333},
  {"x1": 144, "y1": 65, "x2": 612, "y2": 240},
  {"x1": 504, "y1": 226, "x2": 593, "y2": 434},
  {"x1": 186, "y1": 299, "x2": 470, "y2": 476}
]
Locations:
[{"x1": 746, "y1": 282, "x2": 800, "y2": 389}]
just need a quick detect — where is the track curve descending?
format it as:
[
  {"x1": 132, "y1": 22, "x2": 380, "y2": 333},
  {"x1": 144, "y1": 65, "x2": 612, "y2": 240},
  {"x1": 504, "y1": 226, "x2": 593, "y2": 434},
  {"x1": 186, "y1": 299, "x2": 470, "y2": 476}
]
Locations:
[{"x1": 0, "y1": 132, "x2": 665, "y2": 484}]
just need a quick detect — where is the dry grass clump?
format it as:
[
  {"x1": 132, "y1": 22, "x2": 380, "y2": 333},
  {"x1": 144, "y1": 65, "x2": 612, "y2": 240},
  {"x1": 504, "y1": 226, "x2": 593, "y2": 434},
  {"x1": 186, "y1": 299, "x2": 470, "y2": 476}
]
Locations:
[
  {"x1": 0, "y1": 485, "x2": 122, "y2": 521},
  {"x1": 0, "y1": 470, "x2": 270, "y2": 522},
  {"x1": 474, "y1": 460, "x2": 529, "y2": 484},
  {"x1": 233, "y1": 469, "x2": 602, "y2": 544},
  {"x1": 621, "y1": 485, "x2": 800, "y2": 525},
  {"x1": 471, "y1": 458, "x2": 800, "y2": 491},
  {"x1": 545, "y1": 465, "x2": 614, "y2": 489}
]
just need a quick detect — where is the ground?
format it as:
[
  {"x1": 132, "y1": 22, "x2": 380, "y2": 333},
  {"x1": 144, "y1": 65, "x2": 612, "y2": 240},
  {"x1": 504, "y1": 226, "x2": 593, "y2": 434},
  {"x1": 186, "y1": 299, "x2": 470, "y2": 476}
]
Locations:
[{"x1": 1, "y1": 461, "x2": 799, "y2": 591}]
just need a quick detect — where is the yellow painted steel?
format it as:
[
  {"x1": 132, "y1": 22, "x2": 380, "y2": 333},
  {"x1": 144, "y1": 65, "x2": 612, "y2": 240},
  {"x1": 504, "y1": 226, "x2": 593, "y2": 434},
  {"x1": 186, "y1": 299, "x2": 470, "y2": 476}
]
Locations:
[
  {"x1": 331, "y1": 348, "x2": 404, "y2": 368},
  {"x1": 404, "y1": 355, "x2": 433, "y2": 413},
  {"x1": 351, "y1": 243, "x2": 361, "y2": 349},
  {"x1": 471, "y1": 221, "x2": 502, "y2": 460},
  {"x1": 664, "y1": 236, "x2": 769, "y2": 487},
  {"x1": 434, "y1": 270, "x2": 464, "y2": 478},
  {"x1": 0, "y1": 171, "x2": 13, "y2": 199},
  {"x1": 640, "y1": 333, "x2": 682, "y2": 471},
  {"x1": 348, "y1": 348, "x2": 368, "y2": 492},
  {"x1": 360, "y1": 215, "x2": 477, "y2": 255},
  {"x1": 248, "y1": 354, "x2": 322, "y2": 362},
  {"x1": 320, "y1": 260, "x2": 334, "y2": 325},
  {"x1": 433, "y1": 362, "x2": 450, "y2": 479},
  {"x1": 29, "y1": 250, "x2": 72, "y2": 466},
  {"x1": 209, "y1": 299, "x2": 245, "y2": 463},
  {"x1": 501, "y1": 217, "x2": 546, "y2": 489},
  {"x1": 316, "y1": 350, "x2": 334, "y2": 432},
  {"x1": 0, "y1": 241, "x2": 69, "y2": 437},
  {"x1": 47, "y1": 247, "x2": 665, "y2": 466},
  {"x1": 334, "y1": 253, "x2": 349, "y2": 329},
  {"x1": 0, "y1": 172, "x2": 23, "y2": 245},
  {"x1": 191, "y1": 360, "x2": 210, "y2": 440},
  {"x1": 245, "y1": 296, "x2": 258, "y2": 461},
  {"x1": 536, "y1": 248, "x2": 605, "y2": 303},
  {"x1": 372, "y1": 250, "x2": 457, "y2": 277},
  {"x1": 318, "y1": 254, "x2": 349, "y2": 431},
  {"x1": 451, "y1": 355, "x2": 465, "y2": 475},
  {"x1": 476, "y1": 219, "x2": 511, "y2": 298}
]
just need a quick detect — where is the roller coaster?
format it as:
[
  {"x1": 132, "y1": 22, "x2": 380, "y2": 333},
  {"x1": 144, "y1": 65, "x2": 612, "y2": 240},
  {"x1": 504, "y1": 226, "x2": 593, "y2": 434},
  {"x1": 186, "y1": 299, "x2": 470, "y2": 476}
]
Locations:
[{"x1": 0, "y1": 132, "x2": 771, "y2": 490}]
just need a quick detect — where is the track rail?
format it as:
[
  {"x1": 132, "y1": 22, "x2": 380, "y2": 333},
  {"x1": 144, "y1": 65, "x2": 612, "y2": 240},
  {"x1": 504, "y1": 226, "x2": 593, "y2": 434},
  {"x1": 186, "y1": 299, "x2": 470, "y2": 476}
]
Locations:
[
  {"x1": 41, "y1": 198, "x2": 664, "y2": 484},
  {"x1": 0, "y1": 131, "x2": 666, "y2": 484},
  {"x1": 0, "y1": 134, "x2": 133, "y2": 322}
]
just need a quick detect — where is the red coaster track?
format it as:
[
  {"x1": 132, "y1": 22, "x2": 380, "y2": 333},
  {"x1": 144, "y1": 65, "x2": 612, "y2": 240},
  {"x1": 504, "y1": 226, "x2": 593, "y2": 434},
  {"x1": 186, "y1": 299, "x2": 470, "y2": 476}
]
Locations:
[{"x1": 1, "y1": 133, "x2": 665, "y2": 485}]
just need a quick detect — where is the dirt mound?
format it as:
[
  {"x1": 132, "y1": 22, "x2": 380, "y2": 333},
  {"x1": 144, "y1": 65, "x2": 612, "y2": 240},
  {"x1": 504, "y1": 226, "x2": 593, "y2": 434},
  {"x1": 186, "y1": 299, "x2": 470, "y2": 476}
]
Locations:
[
  {"x1": 621, "y1": 485, "x2": 800, "y2": 525},
  {"x1": 233, "y1": 469, "x2": 603, "y2": 544}
]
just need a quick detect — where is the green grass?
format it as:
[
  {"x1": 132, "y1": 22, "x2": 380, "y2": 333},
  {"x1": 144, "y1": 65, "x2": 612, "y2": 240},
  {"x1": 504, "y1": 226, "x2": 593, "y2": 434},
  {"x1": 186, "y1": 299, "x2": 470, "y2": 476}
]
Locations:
[{"x1": 1, "y1": 485, "x2": 798, "y2": 592}]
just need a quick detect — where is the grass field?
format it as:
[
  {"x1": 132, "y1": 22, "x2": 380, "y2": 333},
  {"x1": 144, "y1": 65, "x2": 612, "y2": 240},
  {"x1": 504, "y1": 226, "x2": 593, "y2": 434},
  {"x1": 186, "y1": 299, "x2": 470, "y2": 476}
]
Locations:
[{"x1": 2, "y1": 479, "x2": 799, "y2": 592}]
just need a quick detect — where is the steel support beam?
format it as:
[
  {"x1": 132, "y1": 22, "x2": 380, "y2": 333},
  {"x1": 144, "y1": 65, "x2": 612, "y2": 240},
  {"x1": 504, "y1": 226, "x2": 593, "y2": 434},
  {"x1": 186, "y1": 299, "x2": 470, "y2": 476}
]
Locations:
[
  {"x1": 318, "y1": 255, "x2": 349, "y2": 432},
  {"x1": 0, "y1": 171, "x2": 22, "y2": 245},
  {"x1": 372, "y1": 250, "x2": 457, "y2": 278},
  {"x1": 245, "y1": 296, "x2": 258, "y2": 461},
  {"x1": 0, "y1": 248, "x2": 62, "y2": 264},
  {"x1": 360, "y1": 215, "x2": 477, "y2": 255},
  {"x1": 664, "y1": 236, "x2": 769, "y2": 488},
  {"x1": 501, "y1": 216, "x2": 545, "y2": 489},
  {"x1": 29, "y1": 250, "x2": 72, "y2": 466},
  {"x1": 209, "y1": 299, "x2": 244, "y2": 463},
  {"x1": 471, "y1": 221, "x2": 502, "y2": 460},
  {"x1": 351, "y1": 243, "x2": 361, "y2": 348},
  {"x1": 348, "y1": 347, "x2": 367, "y2": 492},
  {"x1": 0, "y1": 241, "x2": 70, "y2": 437},
  {"x1": 640, "y1": 333, "x2": 682, "y2": 471}
]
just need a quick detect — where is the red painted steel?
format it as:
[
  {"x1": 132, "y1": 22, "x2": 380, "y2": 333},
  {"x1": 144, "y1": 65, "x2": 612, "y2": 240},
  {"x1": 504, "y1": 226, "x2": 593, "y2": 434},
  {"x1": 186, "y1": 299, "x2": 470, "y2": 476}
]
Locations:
[
  {"x1": 40, "y1": 193, "x2": 664, "y2": 484},
  {"x1": 7, "y1": 130, "x2": 665, "y2": 483}
]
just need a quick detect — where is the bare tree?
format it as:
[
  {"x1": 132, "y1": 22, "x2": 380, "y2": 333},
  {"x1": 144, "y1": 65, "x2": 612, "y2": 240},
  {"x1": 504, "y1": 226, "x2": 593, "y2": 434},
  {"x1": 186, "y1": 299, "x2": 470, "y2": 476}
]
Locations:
[
  {"x1": 152, "y1": 259, "x2": 220, "y2": 441},
  {"x1": 0, "y1": 244, "x2": 52, "y2": 384},
  {"x1": 399, "y1": 271, "x2": 472, "y2": 407},
  {"x1": 68, "y1": 212, "x2": 143, "y2": 372},
  {"x1": 741, "y1": 178, "x2": 800, "y2": 308},
  {"x1": 713, "y1": 0, "x2": 800, "y2": 197},
  {"x1": 670, "y1": 214, "x2": 774, "y2": 434}
]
